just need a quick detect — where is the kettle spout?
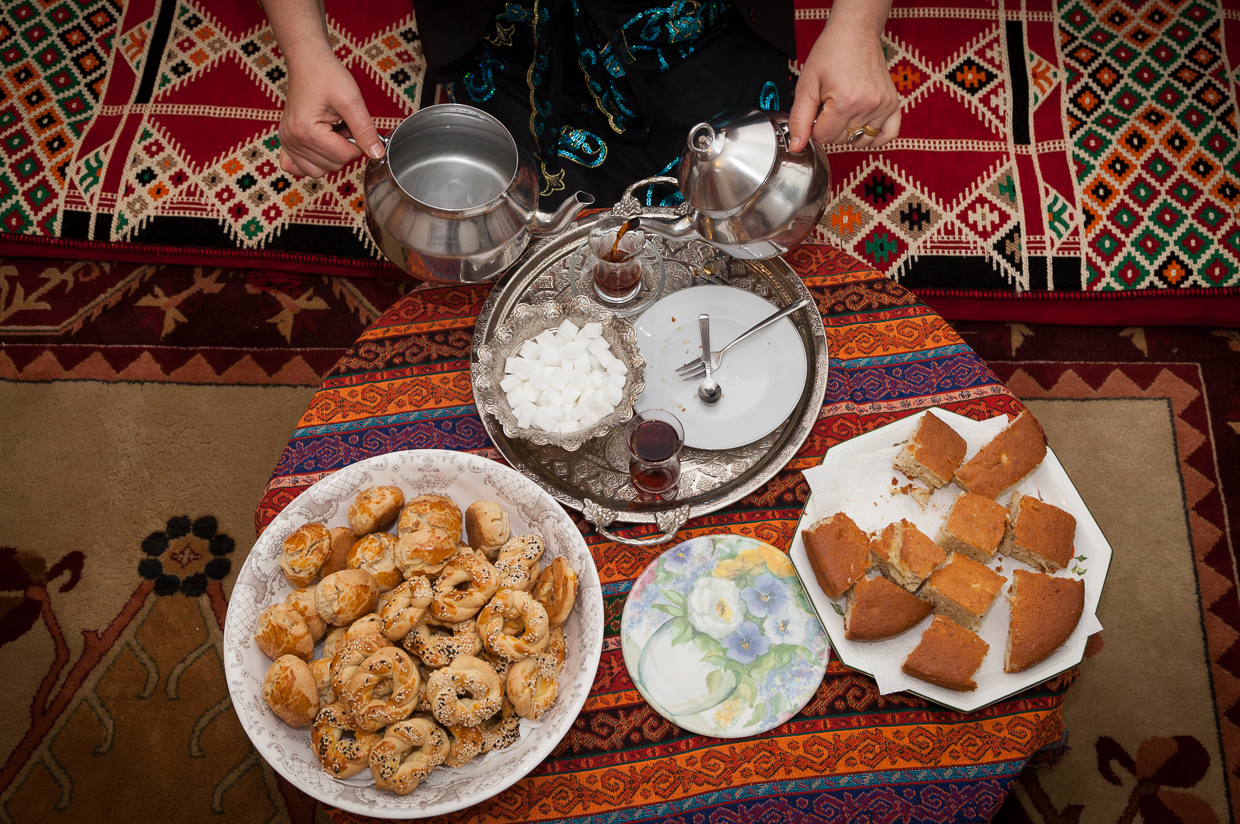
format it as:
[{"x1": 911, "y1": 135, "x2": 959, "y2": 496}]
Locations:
[
  {"x1": 530, "y1": 191, "x2": 595, "y2": 237},
  {"x1": 630, "y1": 214, "x2": 700, "y2": 242}
]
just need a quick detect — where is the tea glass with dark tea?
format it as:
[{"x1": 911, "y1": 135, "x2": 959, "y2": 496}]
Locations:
[
  {"x1": 625, "y1": 409, "x2": 684, "y2": 496},
  {"x1": 588, "y1": 216, "x2": 646, "y2": 304}
]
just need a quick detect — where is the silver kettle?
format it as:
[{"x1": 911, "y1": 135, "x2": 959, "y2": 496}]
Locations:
[
  {"x1": 359, "y1": 105, "x2": 593, "y2": 284},
  {"x1": 637, "y1": 107, "x2": 830, "y2": 259}
]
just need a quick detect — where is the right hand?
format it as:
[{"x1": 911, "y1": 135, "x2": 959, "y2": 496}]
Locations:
[{"x1": 278, "y1": 55, "x2": 384, "y2": 178}]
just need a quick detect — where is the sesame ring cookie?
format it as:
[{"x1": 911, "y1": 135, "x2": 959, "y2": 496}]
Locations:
[
  {"x1": 507, "y1": 653, "x2": 559, "y2": 720},
  {"x1": 493, "y1": 534, "x2": 545, "y2": 591},
  {"x1": 545, "y1": 625, "x2": 567, "y2": 672},
  {"x1": 426, "y1": 654, "x2": 503, "y2": 727},
  {"x1": 405, "y1": 619, "x2": 482, "y2": 668},
  {"x1": 343, "y1": 646, "x2": 423, "y2": 732},
  {"x1": 367, "y1": 718, "x2": 451, "y2": 793},
  {"x1": 530, "y1": 556, "x2": 578, "y2": 627},
  {"x1": 347, "y1": 532, "x2": 403, "y2": 591},
  {"x1": 281, "y1": 522, "x2": 332, "y2": 587},
  {"x1": 349, "y1": 485, "x2": 404, "y2": 536},
  {"x1": 479, "y1": 697, "x2": 522, "y2": 753},
  {"x1": 429, "y1": 550, "x2": 500, "y2": 623},
  {"x1": 443, "y1": 723, "x2": 485, "y2": 768},
  {"x1": 380, "y1": 577, "x2": 434, "y2": 641},
  {"x1": 311, "y1": 702, "x2": 383, "y2": 779},
  {"x1": 254, "y1": 603, "x2": 314, "y2": 661},
  {"x1": 477, "y1": 589, "x2": 550, "y2": 662},
  {"x1": 329, "y1": 632, "x2": 392, "y2": 699},
  {"x1": 369, "y1": 717, "x2": 450, "y2": 795}
]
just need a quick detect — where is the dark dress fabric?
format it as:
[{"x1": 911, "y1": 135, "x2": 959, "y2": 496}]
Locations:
[{"x1": 412, "y1": 0, "x2": 796, "y2": 208}]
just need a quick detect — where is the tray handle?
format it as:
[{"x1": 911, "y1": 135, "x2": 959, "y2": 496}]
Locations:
[
  {"x1": 614, "y1": 176, "x2": 687, "y2": 217},
  {"x1": 583, "y1": 498, "x2": 689, "y2": 546}
]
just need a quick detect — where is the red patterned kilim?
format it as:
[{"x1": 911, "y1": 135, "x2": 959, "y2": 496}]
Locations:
[{"x1": 2, "y1": 0, "x2": 1240, "y2": 321}]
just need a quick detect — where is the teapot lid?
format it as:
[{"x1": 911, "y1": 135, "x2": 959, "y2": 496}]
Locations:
[{"x1": 677, "y1": 108, "x2": 779, "y2": 213}]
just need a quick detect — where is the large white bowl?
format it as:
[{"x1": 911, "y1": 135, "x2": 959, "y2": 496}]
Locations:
[{"x1": 223, "y1": 450, "x2": 603, "y2": 818}]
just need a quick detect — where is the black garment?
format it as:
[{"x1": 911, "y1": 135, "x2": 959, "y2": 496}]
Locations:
[{"x1": 411, "y1": 1, "x2": 796, "y2": 208}]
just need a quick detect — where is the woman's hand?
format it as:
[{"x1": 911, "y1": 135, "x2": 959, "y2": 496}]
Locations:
[
  {"x1": 278, "y1": 52, "x2": 384, "y2": 178},
  {"x1": 787, "y1": 0, "x2": 900, "y2": 152}
]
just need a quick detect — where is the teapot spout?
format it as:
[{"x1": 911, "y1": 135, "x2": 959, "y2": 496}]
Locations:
[
  {"x1": 629, "y1": 214, "x2": 700, "y2": 242},
  {"x1": 530, "y1": 191, "x2": 595, "y2": 236}
]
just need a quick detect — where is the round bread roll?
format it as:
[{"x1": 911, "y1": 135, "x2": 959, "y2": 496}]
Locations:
[
  {"x1": 254, "y1": 603, "x2": 314, "y2": 661},
  {"x1": 395, "y1": 495, "x2": 462, "y2": 577},
  {"x1": 281, "y1": 522, "x2": 332, "y2": 587},
  {"x1": 309, "y1": 656, "x2": 336, "y2": 706},
  {"x1": 316, "y1": 569, "x2": 380, "y2": 626},
  {"x1": 349, "y1": 486, "x2": 405, "y2": 536},
  {"x1": 321, "y1": 626, "x2": 348, "y2": 661},
  {"x1": 263, "y1": 654, "x2": 319, "y2": 726},
  {"x1": 464, "y1": 501, "x2": 511, "y2": 560},
  {"x1": 347, "y1": 532, "x2": 403, "y2": 591},
  {"x1": 323, "y1": 527, "x2": 355, "y2": 576},
  {"x1": 284, "y1": 585, "x2": 327, "y2": 641}
]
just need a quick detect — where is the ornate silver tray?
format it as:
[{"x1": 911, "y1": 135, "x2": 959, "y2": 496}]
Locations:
[{"x1": 470, "y1": 178, "x2": 829, "y2": 546}]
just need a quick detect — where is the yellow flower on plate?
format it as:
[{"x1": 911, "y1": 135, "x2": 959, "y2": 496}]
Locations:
[
  {"x1": 712, "y1": 695, "x2": 746, "y2": 729},
  {"x1": 714, "y1": 544, "x2": 795, "y2": 580}
]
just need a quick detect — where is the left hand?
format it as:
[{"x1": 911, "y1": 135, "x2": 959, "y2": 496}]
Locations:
[{"x1": 788, "y1": 4, "x2": 901, "y2": 152}]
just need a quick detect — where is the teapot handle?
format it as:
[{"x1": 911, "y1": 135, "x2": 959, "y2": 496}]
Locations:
[
  {"x1": 774, "y1": 118, "x2": 807, "y2": 156},
  {"x1": 331, "y1": 121, "x2": 391, "y2": 155},
  {"x1": 614, "y1": 176, "x2": 687, "y2": 217}
]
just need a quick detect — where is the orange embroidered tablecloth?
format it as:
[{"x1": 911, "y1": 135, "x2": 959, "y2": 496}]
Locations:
[{"x1": 255, "y1": 246, "x2": 1071, "y2": 823}]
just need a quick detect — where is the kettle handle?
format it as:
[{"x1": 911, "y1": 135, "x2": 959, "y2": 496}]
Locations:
[
  {"x1": 331, "y1": 121, "x2": 391, "y2": 155},
  {"x1": 774, "y1": 118, "x2": 808, "y2": 155}
]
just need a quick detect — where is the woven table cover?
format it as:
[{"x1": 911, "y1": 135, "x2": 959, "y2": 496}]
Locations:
[{"x1": 254, "y1": 246, "x2": 1073, "y2": 824}]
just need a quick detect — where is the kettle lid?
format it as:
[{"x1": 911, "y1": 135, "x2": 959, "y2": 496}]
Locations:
[{"x1": 677, "y1": 107, "x2": 779, "y2": 212}]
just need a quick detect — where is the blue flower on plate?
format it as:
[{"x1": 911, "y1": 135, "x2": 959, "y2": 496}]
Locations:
[
  {"x1": 740, "y1": 573, "x2": 793, "y2": 619},
  {"x1": 723, "y1": 621, "x2": 770, "y2": 664},
  {"x1": 662, "y1": 539, "x2": 703, "y2": 574},
  {"x1": 763, "y1": 611, "x2": 808, "y2": 646}
]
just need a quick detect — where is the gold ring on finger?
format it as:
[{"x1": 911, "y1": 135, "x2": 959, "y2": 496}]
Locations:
[
  {"x1": 845, "y1": 126, "x2": 866, "y2": 143},
  {"x1": 862, "y1": 124, "x2": 880, "y2": 137}
]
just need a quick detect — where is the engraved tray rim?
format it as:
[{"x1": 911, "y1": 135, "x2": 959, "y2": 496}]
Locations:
[{"x1": 470, "y1": 204, "x2": 829, "y2": 534}]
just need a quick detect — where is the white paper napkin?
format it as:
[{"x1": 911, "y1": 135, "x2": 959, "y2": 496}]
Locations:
[{"x1": 802, "y1": 412, "x2": 1105, "y2": 696}]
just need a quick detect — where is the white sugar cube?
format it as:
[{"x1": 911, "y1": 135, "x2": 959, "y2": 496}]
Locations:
[
  {"x1": 500, "y1": 374, "x2": 521, "y2": 393},
  {"x1": 578, "y1": 388, "x2": 595, "y2": 406},
  {"x1": 535, "y1": 330, "x2": 556, "y2": 348},
  {"x1": 601, "y1": 384, "x2": 623, "y2": 405},
  {"x1": 586, "y1": 337, "x2": 611, "y2": 355},
  {"x1": 505, "y1": 357, "x2": 521, "y2": 374},
  {"x1": 507, "y1": 387, "x2": 530, "y2": 408},
  {"x1": 529, "y1": 372, "x2": 550, "y2": 391},
  {"x1": 568, "y1": 370, "x2": 589, "y2": 390},
  {"x1": 594, "y1": 349, "x2": 616, "y2": 368},
  {"x1": 560, "y1": 384, "x2": 582, "y2": 405},
  {"x1": 532, "y1": 408, "x2": 559, "y2": 432},
  {"x1": 519, "y1": 340, "x2": 540, "y2": 360},
  {"x1": 606, "y1": 359, "x2": 627, "y2": 376},
  {"x1": 562, "y1": 339, "x2": 588, "y2": 360},
  {"x1": 538, "y1": 346, "x2": 560, "y2": 366},
  {"x1": 512, "y1": 358, "x2": 538, "y2": 380},
  {"x1": 543, "y1": 404, "x2": 565, "y2": 422},
  {"x1": 573, "y1": 355, "x2": 592, "y2": 374},
  {"x1": 541, "y1": 387, "x2": 564, "y2": 407},
  {"x1": 584, "y1": 394, "x2": 612, "y2": 418},
  {"x1": 556, "y1": 319, "x2": 580, "y2": 341},
  {"x1": 579, "y1": 411, "x2": 600, "y2": 430},
  {"x1": 580, "y1": 322, "x2": 603, "y2": 339},
  {"x1": 548, "y1": 368, "x2": 570, "y2": 390},
  {"x1": 606, "y1": 372, "x2": 626, "y2": 387},
  {"x1": 560, "y1": 420, "x2": 582, "y2": 434},
  {"x1": 588, "y1": 370, "x2": 606, "y2": 389},
  {"x1": 516, "y1": 402, "x2": 536, "y2": 430},
  {"x1": 588, "y1": 353, "x2": 602, "y2": 370},
  {"x1": 521, "y1": 382, "x2": 542, "y2": 403}
]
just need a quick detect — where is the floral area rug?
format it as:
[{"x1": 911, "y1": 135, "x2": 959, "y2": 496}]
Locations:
[
  {"x1": 1, "y1": 0, "x2": 1240, "y2": 322},
  {"x1": 1, "y1": 253, "x2": 1238, "y2": 822}
]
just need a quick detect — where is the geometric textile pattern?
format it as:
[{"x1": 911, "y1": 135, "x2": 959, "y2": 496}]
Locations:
[
  {"x1": 1062, "y1": 0, "x2": 1240, "y2": 289},
  {"x1": 1, "y1": 0, "x2": 420, "y2": 275},
  {"x1": 798, "y1": 0, "x2": 1240, "y2": 294}
]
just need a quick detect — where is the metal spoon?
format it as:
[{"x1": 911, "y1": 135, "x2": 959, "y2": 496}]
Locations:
[{"x1": 697, "y1": 313, "x2": 721, "y2": 405}]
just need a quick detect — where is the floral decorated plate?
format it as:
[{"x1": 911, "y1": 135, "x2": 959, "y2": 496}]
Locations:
[{"x1": 620, "y1": 534, "x2": 828, "y2": 738}]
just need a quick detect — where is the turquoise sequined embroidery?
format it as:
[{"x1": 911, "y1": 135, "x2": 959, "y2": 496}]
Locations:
[{"x1": 556, "y1": 127, "x2": 608, "y2": 167}]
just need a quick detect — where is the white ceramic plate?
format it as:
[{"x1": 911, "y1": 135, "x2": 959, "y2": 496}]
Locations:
[
  {"x1": 632, "y1": 285, "x2": 808, "y2": 450},
  {"x1": 222, "y1": 450, "x2": 603, "y2": 818},
  {"x1": 620, "y1": 534, "x2": 828, "y2": 737},
  {"x1": 788, "y1": 409, "x2": 1112, "y2": 713}
]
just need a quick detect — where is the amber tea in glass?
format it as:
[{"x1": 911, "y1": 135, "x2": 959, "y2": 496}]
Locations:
[
  {"x1": 589, "y1": 216, "x2": 645, "y2": 303},
  {"x1": 625, "y1": 409, "x2": 683, "y2": 495}
]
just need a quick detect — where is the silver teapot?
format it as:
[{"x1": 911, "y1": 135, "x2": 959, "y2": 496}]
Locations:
[
  {"x1": 637, "y1": 107, "x2": 830, "y2": 259},
  {"x1": 360, "y1": 105, "x2": 593, "y2": 284}
]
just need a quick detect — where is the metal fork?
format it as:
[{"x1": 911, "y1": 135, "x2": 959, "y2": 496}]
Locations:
[{"x1": 676, "y1": 297, "x2": 811, "y2": 380}]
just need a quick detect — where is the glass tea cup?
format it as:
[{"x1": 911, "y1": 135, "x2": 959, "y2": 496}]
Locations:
[
  {"x1": 588, "y1": 215, "x2": 646, "y2": 304},
  {"x1": 625, "y1": 409, "x2": 684, "y2": 496}
]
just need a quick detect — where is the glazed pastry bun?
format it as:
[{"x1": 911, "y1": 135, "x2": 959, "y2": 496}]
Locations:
[
  {"x1": 281, "y1": 522, "x2": 333, "y2": 586},
  {"x1": 464, "y1": 501, "x2": 511, "y2": 560},
  {"x1": 349, "y1": 486, "x2": 405, "y2": 535},
  {"x1": 316, "y1": 569, "x2": 380, "y2": 626},
  {"x1": 254, "y1": 603, "x2": 314, "y2": 661},
  {"x1": 263, "y1": 654, "x2": 320, "y2": 726}
]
